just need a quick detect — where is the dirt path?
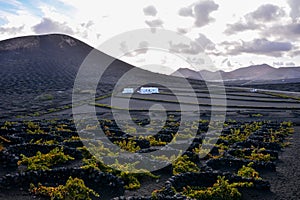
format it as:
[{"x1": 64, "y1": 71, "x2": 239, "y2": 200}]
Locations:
[
  {"x1": 242, "y1": 126, "x2": 300, "y2": 200},
  {"x1": 266, "y1": 126, "x2": 300, "y2": 199}
]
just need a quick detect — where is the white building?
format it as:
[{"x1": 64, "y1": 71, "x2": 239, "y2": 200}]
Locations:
[
  {"x1": 138, "y1": 87, "x2": 159, "y2": 94},
  {"x1": 122, "y1": 88, "x2": 134, "y2": 94}
]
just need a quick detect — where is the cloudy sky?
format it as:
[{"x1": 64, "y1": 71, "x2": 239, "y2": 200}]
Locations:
[{"x1": 1, "y1": 0, "x2": 300, "y2": 73}]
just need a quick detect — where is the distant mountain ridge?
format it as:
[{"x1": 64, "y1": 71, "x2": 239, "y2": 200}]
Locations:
[{"x1": 171, "y1": 64, "x2": 300, "y2": 82}]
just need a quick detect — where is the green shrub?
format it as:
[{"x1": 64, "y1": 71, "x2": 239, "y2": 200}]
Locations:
[
  {"x1": 182, "y1": 176, "x2": 253, "y2": 200},
  {"x1": 237, "y1": 162, "x2": 261, "y2": 180},
  {"x1": 26, "y1": 121, "x2": 45, "y2": 134},
  {"x1": 81, "y1": 157, "x2": 159, "y2": 190},
  {"x1": 144, "y1": 136, "x2": 166, "y2": 146},
  {"x1": 30, "y1": 176, "x2": 99, "y2": 200},
  {"x1": 30, "y1": 139, "x2": 58, "y2": 145},
  {"x1": 245, "y1": 148, "x2": 273, "y2": 162},
  {"x1": 109, "y1": 160, "x2": 159, "y2": 190},
  {"x1": 55, "y1": 124, "x2": 72, "y2": 132},
  {"x1": 114, "y1": 140, "x2": 141, "y2": 152},
  {"x1": 18, "y1": 147, "x2": 74, "y2": 171},
  {"x1": 172, "y1": 155, "x2": 199, "y2": 175}
]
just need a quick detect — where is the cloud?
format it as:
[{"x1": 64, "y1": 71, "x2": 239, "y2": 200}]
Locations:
[
  {"x1": 169, "y1": 33, "x2": 215, "y2": 55},
  {"x1": 225, "y1": 4, "x2": 285, "y2": 35},
  {"x1": 193, "y1": 0, "x2": 219, "y2": 27},
  {"x1": 262, "y1": 22, "x2": 300, "y2": 41},
  {"x1": 178, "y1": 0, "x2": 219, "y2": 27},
  {"x1": 32, "y1": 18, "x2": 74, "y2": 35},
  {"x1": 143, "y1": 5, "x2": 157, "y2": 16},
  {"x1": 178, "y1": 7, "x2": 193, "y2": 17},
  {"x1": 224, "y1": 21, "x2": 263, "y2": 35},
  {"x1": 246, "y1": 4, "x2": 285, "y2": 22},
  {"x1": 223, "y1": 38, "x2": 293, "y2": 57},
  {"x1": 186, "y1": 57, "x2": 205, "y2": 65},
  {"x1": 120, "y1": 41, "x2": 149, "y2": 57},
  {"x1": 81, "y1": 20, "x2": 94, "y2": 28},
  {"x1": 145, "y1": 19, "x2": 163, "y2": 28},
  {"x1": 287, "y1": 0, "x2": 300, "y2": 20},
  {"x1": 226, "y1": 60, "x2": 232, "y2": 67},
  {"x1": 0, "y1": 25, "x2": 24, "y2": 35},
  {"x1": 145, "y1": 19, "x2": 163, "y2": 32},
  {"x1": 177, "y1": 27, "x2": 190, "y2": 34}
]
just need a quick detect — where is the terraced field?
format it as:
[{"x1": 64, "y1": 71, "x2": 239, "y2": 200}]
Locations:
[{"x1": 0, "y1": 115, "x2": 296, "y2": 199}]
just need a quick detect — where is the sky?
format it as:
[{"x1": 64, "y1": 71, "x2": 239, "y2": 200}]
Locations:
[{"x1": 1, "y1": 0, "x2": 300, "y2": 74}]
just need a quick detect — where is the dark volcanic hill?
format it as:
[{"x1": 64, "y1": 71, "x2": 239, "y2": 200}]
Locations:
[
  {"x1": 0, "y1": 34, "x2": 93, "y2": 94},
  {"x1": 172, "y1": 64, "x2": 300, "y2": 83}
]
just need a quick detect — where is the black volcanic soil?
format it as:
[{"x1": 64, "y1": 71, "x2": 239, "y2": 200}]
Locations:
[
  {"x1": 265, "y1": 126, "x2": 300, "y2": 199},
  {"x1": 240, "y1": 126, "x2": 300, "y2": 200},
  {"x1": 245, "y1": 82, "x2": 300, "y2": 92}
]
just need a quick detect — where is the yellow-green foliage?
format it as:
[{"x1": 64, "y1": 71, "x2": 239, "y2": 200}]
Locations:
[
  {"x1": 237, "y1": 162, "x2": 261, "y2": 180},
  {"x1": 182, "y1": 176, "x2": 253, "y2": 200},
  {"x1": 77, "y1": 141, "x2": 118, "y2": 159},
  {"x1": 124, "y1": 125, "x2": 137, "y2": 135},
  {"x1": 266, "y1": 122, "x2": 294, "y2": 146},
  {"x1": 120, "y1": 171, "x2": 141, "y2": 190},
  {"x1": 151, "y1": 154, "x2": 178, "y2": 162},
  {"x1": 81, "y1": 157, "x2": 159, "y2": 190},
  {"x1": 220, "y1": 122, "x2": 262, "y2": 144},
  {"x1": 26, "y1": 121, "x2": 45, "y2": 134},
  {"x1": 85, "y1": 124, "x2": 99, "y2": 131},
  {"x1": 172, "y1": 155, "x2": 199, "y2": 175},
  {"x1": 63, "y1": 136, "x2": 81, "y2": 143},
  {"x1": 193, "y1": 144, "x2": 212, "y2": 159},
  {"x1": 1, "y1": 121, "x2": 17, "y2": 130},
  {"x1": 109, "y1": 160, "x2": 159, "y2": 190},
  {"x1": 252, "y1": 113, "x2": 263, "y2": 117},
  {"x1": 114, "y1": 140, "x2": 141, "y2": 152},
  {"x1": 245, "y1": 148, "x2": 272, "y2": 162},
  {"x1": 30, "y1": 176, "x2": 99, "y2": 200},
  {"x1": 56, "y1": 124, "x2": 72, "y2": 132},
  {"x1": 214, "y1": 143, "x2": 229, "y2": 158},
  {"x1": 30, "y1": 139, "x2": 58, "y2": 145},
  {"x1": 144, "y1": 136, "x2": 166, "y2": 146},
  {"x1": 18, "y1": 147, "x2": 74, "y2": 171},
  {"x1": 27, "y1": 121, "x2": 39, "y2": 129},
  {"x1": 81, "y1": 157, "x2": 107, "y2": 172}
]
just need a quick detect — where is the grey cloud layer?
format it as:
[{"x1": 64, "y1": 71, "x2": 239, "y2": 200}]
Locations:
[
  {"x1": 287, "y1": 0, "x2": 300, "y2": 20},
  {"x1": 222, "y1": 39, "x2": 293, "y2": 57},
  {"x1": 145, "y1": 19, "x2": 164, "y2": 28},
  {"x1": 169, "y1": 33, "x2": 215, "y2": 55},
  {"x1": 224, "y1": 22, "x2": 262, "y2": 35},
  {"x1": 32, "y1": 18, "x2": 74, "y2": 35},
  {"x1": 263, "y1": 23, "x2": 300, "y2": 40},
  {"x1": 0, "y1": 25, "x2": 24, "y2": 35},
  {"x1": 143, "y1": 5, "x2": 157, "y2": 16},
  {"x1": 178, "y1": 0, "x2": 219, "y2": 27},
  {"x1": 246, "y1": 4, "x2": 285, "y2": 22},
  {"x1": 225, "y1": 4, "x2": 285, "y2": 35}
]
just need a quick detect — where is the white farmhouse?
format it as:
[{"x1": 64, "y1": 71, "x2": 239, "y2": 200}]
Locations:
[
  {"x1": 122, "y1": 88, "x2": 134, "y2": 94},
  {"x1": 138, "y1": 87, "x2": 159, "y2": 94},
  {"x1": 250, "y1": 88, "x2": 258, "y2": 93}
]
